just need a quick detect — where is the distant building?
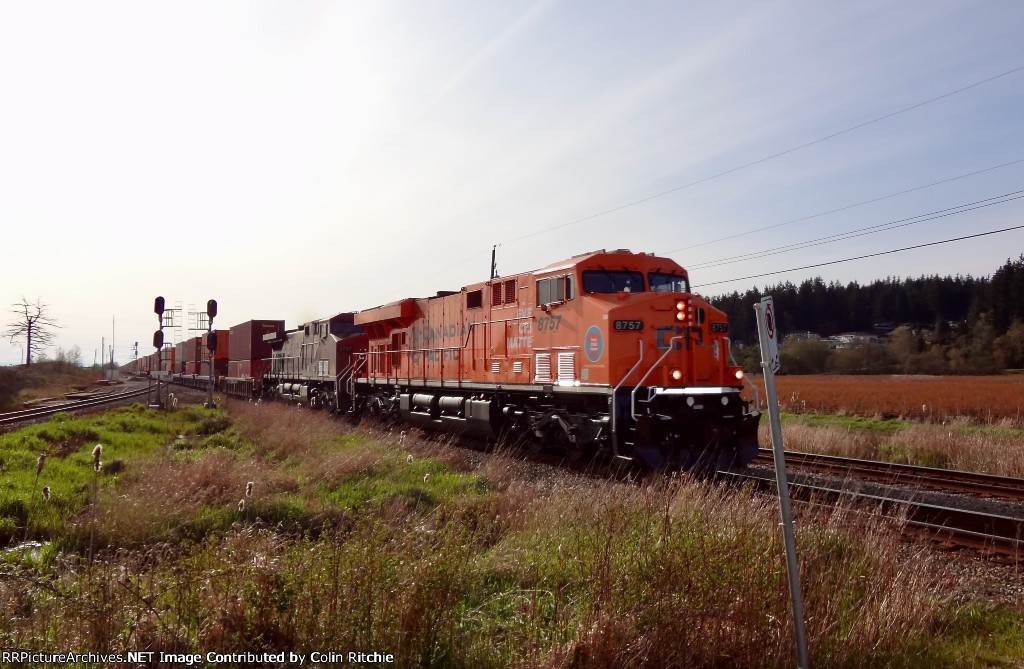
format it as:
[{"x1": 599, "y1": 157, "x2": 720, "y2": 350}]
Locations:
[{"x1": 824, "y1": 333, "x2": 882, "y2": 349}]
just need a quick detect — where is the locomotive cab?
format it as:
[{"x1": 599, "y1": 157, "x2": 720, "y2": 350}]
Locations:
[{"x1": 542, "y1": 250, "x2": 760, "y2": 468}]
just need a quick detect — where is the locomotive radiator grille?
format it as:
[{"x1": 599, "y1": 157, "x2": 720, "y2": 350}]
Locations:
[
  {"x1": 557, "y1": 352, "x2": 575, "y2": 381},
  {"x1": 535, "y1": 354, "x2": 551, "y2": 381}
]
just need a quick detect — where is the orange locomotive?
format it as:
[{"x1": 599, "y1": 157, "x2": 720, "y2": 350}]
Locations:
[{"x1": 352, "y1": 249, "x2": 760, "y2": 468}]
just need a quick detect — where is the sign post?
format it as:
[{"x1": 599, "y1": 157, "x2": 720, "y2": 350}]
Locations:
[{"x1": 754, "y1": 296, "x2": 809, "y2": 669}]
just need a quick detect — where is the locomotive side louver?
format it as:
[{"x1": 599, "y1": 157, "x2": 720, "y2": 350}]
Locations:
[
  {"x1": 535, "y1": 353, "x2": 551, "y2": 381},
  {"x1": 557, "y1": 352, "x2": 575, "y2": 381}
]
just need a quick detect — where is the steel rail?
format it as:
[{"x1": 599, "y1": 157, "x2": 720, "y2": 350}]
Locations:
[
  {"x1": 721, "y1": 470, "x2": 1024, "y2": 560},
  {"x1": 754, "y1": 448, "x2": 1024, "y2": 502},
  {"x1": 0, "y1": 387, "x2": 154, "y2": 427}
]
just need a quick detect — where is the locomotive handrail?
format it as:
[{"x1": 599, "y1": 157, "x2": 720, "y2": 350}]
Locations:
[
  {"x1": 610, "y1": 339, "x2": 645, "y2": 458},
  {"x1": 723, "y1": 336, "x2": 761, "y2": 411},
  {"x1": 630, "y1": 336, "x2": 682, "y2": 420},
  {"x1": 336, "y1": 360, "x2": 354, "y2": 391},
  {"x1": 355, "y1": 315, "x2": 536, "y2": 383},
  {"x1": 347, "y1": 356, "x2": 366, "y2": 399}
]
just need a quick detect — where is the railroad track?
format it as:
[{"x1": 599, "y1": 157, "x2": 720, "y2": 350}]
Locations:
[
  {"x1": 754, "y1": 448, "x2": 1024, "y2": 503},
  {"x1": 0, "y1": 386, "x2": 154, "y2": 428},
  {"x1": 722, "y1": 470, "x2": 1024, "y2": 561}
]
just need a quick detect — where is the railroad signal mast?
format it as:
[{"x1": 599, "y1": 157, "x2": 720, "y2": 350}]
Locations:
[
  {"x1": 205, "y1": 299, "x2": 217, "y2": 409},
  {"x1": 152, "y1": 296, "x2": 165, "y2": 408}
]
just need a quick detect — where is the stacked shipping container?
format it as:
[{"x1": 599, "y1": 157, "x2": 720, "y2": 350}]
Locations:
[{"x1": 227, "y1": 320, "x2": 284, "y2": 379}]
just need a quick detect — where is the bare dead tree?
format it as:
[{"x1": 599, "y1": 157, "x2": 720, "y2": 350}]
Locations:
[{"x1": 5, "y1": 297, "x2": 60, "y2": 366}]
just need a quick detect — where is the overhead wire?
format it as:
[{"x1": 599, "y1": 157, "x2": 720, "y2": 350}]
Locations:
[
  {"x1": 662, "y1": 158, "x2": 1024, "y2": 254},
  {"x1": 691, "y1": 225, "x2": 1024, "y2": 288},
  {"x1": 499, "y1": 65, "x2": 1024, "y2": 246},
  {"x1": 684, "y1": 190, "x2": 1024, "y2": 270}
]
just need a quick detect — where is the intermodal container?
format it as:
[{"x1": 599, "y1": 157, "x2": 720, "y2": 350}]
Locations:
[{"x1": 229, "y1": 320, "x2": 284, "y2": 363}]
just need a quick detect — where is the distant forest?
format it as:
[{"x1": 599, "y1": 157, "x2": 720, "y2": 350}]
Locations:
[{"x1": 707, "y1": 254, "x2": 1024, "y2": 374}]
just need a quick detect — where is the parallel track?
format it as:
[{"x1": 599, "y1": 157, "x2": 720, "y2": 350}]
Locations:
[
  {"x1": 0, "y1": 386, "x2": 154, "y2": 428},
  {"x1": 754, "y1": 448, "x2": 1024, "y2": 502},
  {"x1": 723, "y1": 470, "x2": 1024, "y2": 561}
]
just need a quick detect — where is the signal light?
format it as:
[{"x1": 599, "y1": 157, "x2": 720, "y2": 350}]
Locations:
[
  {"x1": 207, "y1": 332, "x2": 218, "y2": 351},
  {"x1": 207, "y1": 299, "x2": 218, "y2": 319},
  {"x1": 154, "y1": 296, "x2": 165, "y2": 316}
]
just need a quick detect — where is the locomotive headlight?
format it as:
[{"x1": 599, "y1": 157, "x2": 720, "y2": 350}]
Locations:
[
  {"x1": 671, "y1": 368, "x2": 682, "y2": 380},
  {"x1": 675, "y1": 300, "x2": 687, "y2": 322},
  {"x1": 734, "y1": 369, "x2": 744, "y2": 381}
]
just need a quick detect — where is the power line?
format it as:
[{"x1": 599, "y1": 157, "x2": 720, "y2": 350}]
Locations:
[
  {"x1": 500, "y1": 65, "x2": 1024, "y2": 246},
  {"x1": 692, "y1": 225, "x2": 1024, "y2": 288},
  {"x1": 685, "y1": 190, "x2": 1024, "y2": 270},
  {"x1": 663, "y1": 158, "x2": 1024, "y2": 254}
]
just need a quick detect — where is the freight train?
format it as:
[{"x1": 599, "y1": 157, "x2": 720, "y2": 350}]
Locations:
[{"x1": 130, "y1": 249, "x2": 761, "y2": 468}]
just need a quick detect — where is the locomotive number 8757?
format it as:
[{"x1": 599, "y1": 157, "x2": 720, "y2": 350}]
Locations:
[{"x1": 350, "y1": 248, "x2": 760, "y2": 468}]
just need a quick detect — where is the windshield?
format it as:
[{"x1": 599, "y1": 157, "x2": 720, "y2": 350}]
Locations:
[
  {"x1": 648, "y1": 272, "x2": 689, "y2": 294},
  {"x1": 582, "y1": 270, "x2": 645, "y2": 294}
]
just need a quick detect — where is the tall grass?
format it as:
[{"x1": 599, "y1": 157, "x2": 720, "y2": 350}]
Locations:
[
  {"x1": 776, "y1": 416, "x2": 1024, "y2": 476},
  {"x1": 0, "y1": 400, "x2": 1021, "y2": 666}
]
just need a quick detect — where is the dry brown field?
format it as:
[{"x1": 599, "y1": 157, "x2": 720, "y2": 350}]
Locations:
[{"x1": 748, "y1": 374, "x2": 1024, "y2": 425}]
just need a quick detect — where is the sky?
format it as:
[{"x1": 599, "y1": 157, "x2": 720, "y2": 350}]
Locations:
[{"x1": 1, "y1": 1, "x2": 1023, "y2": 365}]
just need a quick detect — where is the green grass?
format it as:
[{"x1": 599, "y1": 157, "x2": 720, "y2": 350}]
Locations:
[
  {"x1": 780, "y1": 412, "x2": 908, "y2": 434},
  {"x1": 902, "y1": 604, "x2": 1024, "y2": 667},
  {"x1": 781, "y1": 411, "x2": 1024, "y2": 440},
  {"x1": 316, "y1": 453, "x2": 490, "y2": 513}
]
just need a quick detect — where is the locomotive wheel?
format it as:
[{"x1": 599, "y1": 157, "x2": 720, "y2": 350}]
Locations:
[
  {"x1": 565, "y1": 440, "x2": 590, "y2": 462},
  {"x1": 528, "y1": 435, "x2": 544, "y2": 454},
  {"x1": 549, "y1": 427, "x2": 581, "y2": 459}
]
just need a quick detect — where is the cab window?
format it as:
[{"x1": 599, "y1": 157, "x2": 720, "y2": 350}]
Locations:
[
  {"x1": 537, "y1": 276, "x2": 563, "y2": 304},
  {"x1": 582, "y1": 270, "x2": 645, "y2": 294},
  {"x1": 536, "y1": 275, "x2": 576, "y2": 305},
  {"x1": 648, "y1": 273, "x2": 689, "y2": 294}
]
